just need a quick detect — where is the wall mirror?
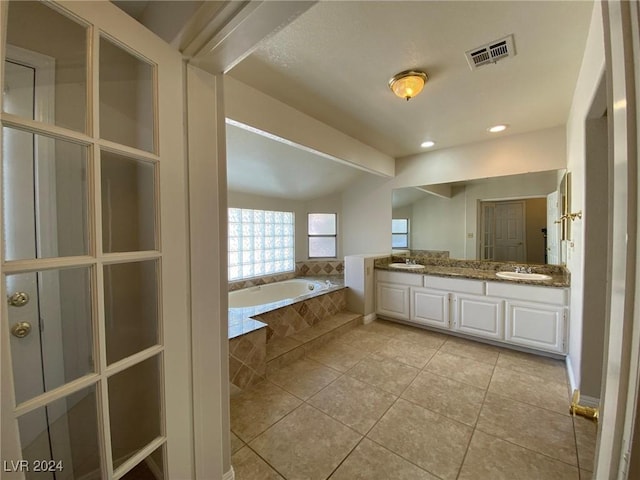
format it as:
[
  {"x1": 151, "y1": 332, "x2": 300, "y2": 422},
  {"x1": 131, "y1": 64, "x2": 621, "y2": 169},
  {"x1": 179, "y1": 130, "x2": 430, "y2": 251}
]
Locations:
[{"x1": 392, "y1": 169, "x2": 567, "y2": 265}]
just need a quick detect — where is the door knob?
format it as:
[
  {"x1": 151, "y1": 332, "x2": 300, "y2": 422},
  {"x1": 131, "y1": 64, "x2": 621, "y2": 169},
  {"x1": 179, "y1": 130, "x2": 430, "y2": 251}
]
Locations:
[
  {"x1": 11, "y1": 322, "x2": 32, "y2": 338},
  {"x1": 7, "y1": 291, "x2": 29, "y2": 307}
]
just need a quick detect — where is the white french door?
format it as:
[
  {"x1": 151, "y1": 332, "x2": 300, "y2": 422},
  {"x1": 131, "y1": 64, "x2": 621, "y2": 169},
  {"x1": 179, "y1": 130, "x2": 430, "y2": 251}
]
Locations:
[{"x1": 1, "y1": 2, "x2": 192, "y2": 479}]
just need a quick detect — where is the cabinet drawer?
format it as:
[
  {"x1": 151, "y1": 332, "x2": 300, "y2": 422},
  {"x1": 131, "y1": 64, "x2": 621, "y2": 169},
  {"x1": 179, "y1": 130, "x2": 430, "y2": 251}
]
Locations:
[
  {"x1": 486, "y1": 282, "x2": 568, "y2": 305},
  {"x1": 424, "y1": 275, "x2": 485, "y2": 295},
  {"x1": 376, "y1": 270, "x2": 423, "y2": 286}
]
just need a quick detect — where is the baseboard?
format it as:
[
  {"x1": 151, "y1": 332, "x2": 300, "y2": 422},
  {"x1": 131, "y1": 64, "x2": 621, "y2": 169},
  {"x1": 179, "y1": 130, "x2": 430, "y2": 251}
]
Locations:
[
  {"x1": 223, "y1": 466, "x2": 235, "y2": 480},
  {"x1": 363, "y1": 313, "x2": 377, "y2": 324},
  {"x1": 564, "y1": 356, "x2": 600, "y2": 408},
  {"x1": 565, "y1": 355, "x2": 578, "y2": 395},
  {"x1": 579, "y1": 394, "x2": 601, "y2": 408}
]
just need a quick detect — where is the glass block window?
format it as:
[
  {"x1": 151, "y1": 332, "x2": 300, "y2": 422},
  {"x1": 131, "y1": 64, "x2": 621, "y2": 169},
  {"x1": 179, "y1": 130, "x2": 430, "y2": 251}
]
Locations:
[
  {"x1": 308, "y1": 213, "x2": 337, "y2": 258},
  {"x1": 392, "y1": 218, "x2": 409, "y2": 248},
  {"x1": 228, "y1": 208, "x2": 295, "y2": 281}
]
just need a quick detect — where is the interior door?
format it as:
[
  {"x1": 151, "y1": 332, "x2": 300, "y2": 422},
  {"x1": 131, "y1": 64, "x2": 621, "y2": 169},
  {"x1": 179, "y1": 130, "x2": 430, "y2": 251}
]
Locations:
[
  {"x1": 3, "y1": 45, "x2": 75, "y2": 474},
  {"x1": 1, "y1": 2, "x2": 191, "y2": 479},
  {"x1": 494, "y1": 201, "x2": 526, "y2": 262}
]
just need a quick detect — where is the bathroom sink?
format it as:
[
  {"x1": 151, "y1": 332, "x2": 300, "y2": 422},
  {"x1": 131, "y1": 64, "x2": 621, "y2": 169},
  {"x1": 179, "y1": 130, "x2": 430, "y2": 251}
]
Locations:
[
  {"x1": 388, "y1": 263, "x2": 424, "y2": 270},
  {"x1": 496, "y1": 271, "x2": 552, "y2": 281}
]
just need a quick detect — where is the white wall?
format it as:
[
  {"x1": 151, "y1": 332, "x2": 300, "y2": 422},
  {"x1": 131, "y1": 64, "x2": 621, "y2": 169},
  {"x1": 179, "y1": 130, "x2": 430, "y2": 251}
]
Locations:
[
  {"x1": 564, "y1": 1, "x2": 605, "y2": 396},
  {"x1": 342, "y1": 127, "x2": 567, "y2": 256},
  {"x1": 342, "y1": 174, "x2": 393, "y2": 256},
  {"x1": 581, "y1": 115, "x2": 608, "y2": 398},
  {"x1": 394, "y1": 126, "x2": 567, "y2": 187},
  {"x1": 408, "y1": 186, "x2": 466, "y2": 258},
  {"x1": 186, "y1": 65, "x2": 230, "y2": 478}
]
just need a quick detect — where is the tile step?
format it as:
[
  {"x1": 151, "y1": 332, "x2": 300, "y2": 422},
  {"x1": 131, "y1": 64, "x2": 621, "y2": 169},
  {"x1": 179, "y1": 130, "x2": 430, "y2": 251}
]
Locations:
[{"x1": 266, "y1": 311, "x2": 363, "y2": 371}]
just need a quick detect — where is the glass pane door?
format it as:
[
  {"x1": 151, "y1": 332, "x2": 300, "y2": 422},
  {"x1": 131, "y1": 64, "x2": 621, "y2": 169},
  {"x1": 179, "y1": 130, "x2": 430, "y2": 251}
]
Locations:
[{"x1": 1, "y1": 2, "x2": 189, "y2": 478}]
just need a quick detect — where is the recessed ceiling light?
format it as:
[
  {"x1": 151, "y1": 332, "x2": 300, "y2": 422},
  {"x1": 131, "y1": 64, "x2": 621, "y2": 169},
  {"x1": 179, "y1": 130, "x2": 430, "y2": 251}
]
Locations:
[
  {"x1": 488, "y1": 124, "x2": 508, "y2": 133},
  {"x1": 421, "y1": 140, "x2": 435, "y2": 148}
]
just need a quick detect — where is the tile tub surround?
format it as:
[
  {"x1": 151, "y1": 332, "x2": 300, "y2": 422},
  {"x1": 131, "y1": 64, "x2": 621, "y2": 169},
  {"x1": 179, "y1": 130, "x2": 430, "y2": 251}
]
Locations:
[
  {"x1": 228, "y1": 262, "x2": 344, "y2": 292},
  {"x1": 231, "y1": 318, "x2": 596, "y2": 480},
  {"x1": 228, "y1": 278, "x2": 354, "y2": 392},
  {"x1": 229, "y1": 277, "x2": 345, "y2": 339},
  {"x1": 375, "y1": 256, "x2": 571, "y2": 287},
  {"x1": 296, "y1": 260, "x2": 344, "y2": 277},
  {"x1": 229, "y1": 328, "x2": 267, "y2": 391},
  {"x1": 253, "y1": 288, "x2": 347, "y2": 341}
]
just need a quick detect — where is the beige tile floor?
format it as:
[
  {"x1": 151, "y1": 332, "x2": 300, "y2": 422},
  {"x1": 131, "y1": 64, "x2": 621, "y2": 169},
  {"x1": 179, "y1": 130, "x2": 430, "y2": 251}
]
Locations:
[{"x1": 230, "y1": 319, "x2": 598, "y2": 480}]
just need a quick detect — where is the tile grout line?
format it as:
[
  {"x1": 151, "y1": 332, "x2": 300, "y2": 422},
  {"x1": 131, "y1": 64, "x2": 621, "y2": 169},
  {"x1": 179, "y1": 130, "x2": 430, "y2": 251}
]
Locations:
[
  {"x1": 237, "y1": 398, "x2": 308, "y2": 480},
  {"x1": 454, "y1": 355, "x2": 499, "y2": 479},
  {"x1": 233, "y1": 321, "x2": 581, "y2": 479},
  {"x1": 467, "y1": 350, "x2": 582, "y2": 474},
  {"x1": 311, "y1": 323, "x2": 442, "y2": 478},
  {"x1": 571, "y1": 414, "x2": 584, "y2": 477},
  {"x1": 340, "y1": 332, "x2": 452, "y2": 479}
]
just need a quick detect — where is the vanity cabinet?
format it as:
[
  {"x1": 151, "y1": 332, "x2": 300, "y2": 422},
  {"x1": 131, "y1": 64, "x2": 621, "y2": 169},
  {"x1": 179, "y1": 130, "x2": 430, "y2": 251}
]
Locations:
[
  {"x1": 504, "y1": 301, "x2": 566, "y2": 353},
  {"x1": 452, "y1": 293, "x2": 504, "y2": 340},
  {"x1": 410, "y1": 287, "x2": 450, "y2": 328},
  {"x1": 486, "y1": 282, "x2": 568, "y2": 354},
  {"x1": 377, "y1": 282, "x2": 411, "y2": 320},
  {"x1": 376, "y1": 270, "x2": 421, "y2": 321},
  {"x1": 375, "y1": 269, "x2": 569, "y2": 354}
]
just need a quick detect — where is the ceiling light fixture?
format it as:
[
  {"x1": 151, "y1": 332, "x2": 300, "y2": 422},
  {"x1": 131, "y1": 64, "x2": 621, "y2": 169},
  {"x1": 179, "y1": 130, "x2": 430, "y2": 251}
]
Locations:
[
  {"x1": 389, "y1": 70, "x2": 428, "y2": 101},
  {"x1": 421, "y1": 141, "x2": 435, "y2": 148},
  {"x1": 488, "y1": 124, "x2": 508, "y2": 133}
]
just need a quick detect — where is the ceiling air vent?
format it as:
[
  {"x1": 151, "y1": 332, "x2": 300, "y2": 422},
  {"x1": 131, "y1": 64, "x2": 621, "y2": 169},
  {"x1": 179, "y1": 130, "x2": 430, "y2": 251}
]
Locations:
[{"x1": 465, "y1": 34, "x2": 516, "y2": 70}]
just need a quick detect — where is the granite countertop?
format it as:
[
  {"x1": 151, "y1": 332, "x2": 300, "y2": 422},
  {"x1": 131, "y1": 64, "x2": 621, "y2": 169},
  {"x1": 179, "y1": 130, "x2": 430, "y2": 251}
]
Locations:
[{"x1": 375, "y1": 258, "x2": 570, "y2": 288}]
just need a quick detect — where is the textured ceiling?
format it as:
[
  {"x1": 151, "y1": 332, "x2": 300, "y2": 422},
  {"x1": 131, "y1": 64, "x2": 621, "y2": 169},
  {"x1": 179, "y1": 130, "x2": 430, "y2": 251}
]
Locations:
[
  {"x1": 113, "y1": 0, "x2": 594, "y2": 201},
  {"x1": 229, "y1": 1, "x2": 594, "y2": 158}
]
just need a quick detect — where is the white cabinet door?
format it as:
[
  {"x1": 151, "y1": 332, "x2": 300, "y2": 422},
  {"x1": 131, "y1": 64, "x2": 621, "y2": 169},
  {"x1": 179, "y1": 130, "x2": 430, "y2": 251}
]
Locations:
[
  {"x1": 411, "y1": 287, "x2": 450, "y2": 328},
  {"x1": 505, "y1": 301, "x2": 566, "y2": 353},
  {"x1": 454, "y1": 294, "x2": 504, "y2": 340},
  {"x1": 376, "y1": 282, "x2": 410, "y2": 320}
]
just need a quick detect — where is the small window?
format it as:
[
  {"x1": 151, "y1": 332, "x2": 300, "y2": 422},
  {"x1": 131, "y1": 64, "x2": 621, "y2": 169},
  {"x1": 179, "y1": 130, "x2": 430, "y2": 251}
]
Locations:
[
  {"x1": 392, "y1": 218, "x2": 409, "y2": 249},
  {"x1": 308, "y1": 213, "x2": 337, "y2": 258}
]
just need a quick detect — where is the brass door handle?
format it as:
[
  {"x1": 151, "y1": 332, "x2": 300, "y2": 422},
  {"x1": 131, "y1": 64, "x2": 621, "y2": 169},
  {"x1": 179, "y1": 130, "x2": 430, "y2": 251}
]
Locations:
[
  {"x1": 11, "y1": 322, "x2": 32, "y2": 338},
  {"x1": 8, "y1": 291, "x2": 29, "y2": 307}
]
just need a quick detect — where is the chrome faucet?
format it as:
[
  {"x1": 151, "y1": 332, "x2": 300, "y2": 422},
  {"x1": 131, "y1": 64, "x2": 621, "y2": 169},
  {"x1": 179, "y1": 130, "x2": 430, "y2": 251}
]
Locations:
[{"x1": 515, "y1": 266, "x2": 532, "y2": 274}]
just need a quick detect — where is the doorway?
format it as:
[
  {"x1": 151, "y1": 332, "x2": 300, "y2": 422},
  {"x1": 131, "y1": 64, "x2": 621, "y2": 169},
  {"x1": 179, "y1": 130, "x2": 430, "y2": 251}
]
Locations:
[{"x1": 4, "y1": 45, "x2": 81, "y2": 475}]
